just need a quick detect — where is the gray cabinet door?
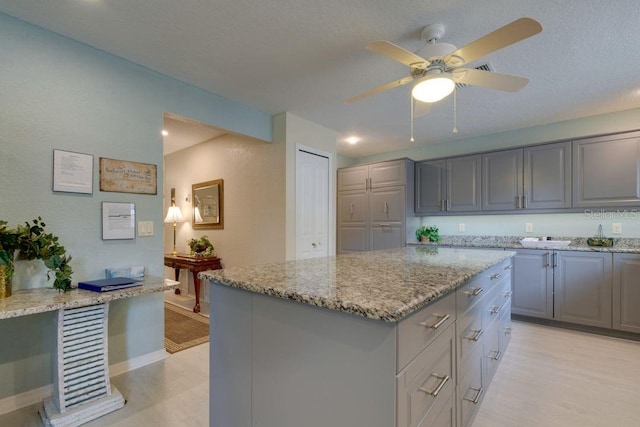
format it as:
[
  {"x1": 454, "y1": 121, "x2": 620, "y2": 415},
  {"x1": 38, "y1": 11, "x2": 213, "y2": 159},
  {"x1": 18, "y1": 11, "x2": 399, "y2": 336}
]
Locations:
[
  {"x1": 573, "y1": 131, "x2": 640, "y2": 207},
  {"x1": 370, "y1": 187, "x2": 405, "y2": 250},
  {"x1": 415, "y1": 160, "x2": 446, "y2": 214},
  {"x1": 482, "y1": 149, "x2": 523, "y2": 211},
  {"x1": 511, "y1": 249, "x2": 553, "y2": 319},
  {"x1": 447, "y1": 155, "x2": 482, "y2": 212},
  {"x1": 613, "y1": 253, "x2": 640, "y2": 333},
  {"x1": 554, "y1": 251, "x2": 612, "y2": 328},
  {"x1": 523, "y1": 142, "x2": 572, "y2": 209},
  {"x1": 337, "y1": 165, "x2": 368, "y2": 192},
  {"x1": 337, "y1": 190, "x2": 367, "y2": 253},
  {"x1": 369, "y1": 159, "x2": 407, "y2": 188}
]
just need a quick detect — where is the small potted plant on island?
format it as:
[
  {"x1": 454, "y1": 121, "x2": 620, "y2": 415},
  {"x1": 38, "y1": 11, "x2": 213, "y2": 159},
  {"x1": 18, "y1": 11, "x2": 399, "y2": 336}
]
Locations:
[
  {"x1": 0, "y1": 217, "x2": 73, "y2": 298},
  {"x1": 415, "y1": 225, "x2": 442, "y2": 243},
  {"x1": 188, "y1": 235, "x2": 215, "y2": 258}
]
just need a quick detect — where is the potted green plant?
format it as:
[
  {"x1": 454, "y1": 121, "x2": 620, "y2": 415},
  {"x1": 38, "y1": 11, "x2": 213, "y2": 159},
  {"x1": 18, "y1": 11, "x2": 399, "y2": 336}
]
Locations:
[
  {"x1": 187, "y1": 235, "x2": 215, "y2": 257},
  {"x1": 415, "y1": 225, "x2": 441, "y2": 243},
  {"x1": 0, "y1": 217, "x2": 73, "y2": 298}
]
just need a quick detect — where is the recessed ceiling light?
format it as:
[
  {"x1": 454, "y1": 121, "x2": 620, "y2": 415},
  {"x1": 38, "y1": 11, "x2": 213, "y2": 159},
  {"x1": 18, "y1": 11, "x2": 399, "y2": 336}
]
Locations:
[
  {"x1": 346, "y1": 136, "x2": 360, "y2": 145},
  {"x1": 161, "y1": 130, "x2": 169, "y2": 136}
]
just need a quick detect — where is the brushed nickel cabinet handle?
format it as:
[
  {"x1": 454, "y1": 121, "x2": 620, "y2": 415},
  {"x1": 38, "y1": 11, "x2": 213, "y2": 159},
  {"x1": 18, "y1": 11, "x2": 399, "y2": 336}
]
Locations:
[
  {"x1": 464, "y1": 329, "x2": 484, "y2": 342},
  {"x1": 544, "y1": 252, "x2": 550, "y2": 268},
  {"x1": 489, "y1": 305, "x2": 501, "y2": 315},
  {"x1": 446, "y1": 199, "x2": 451, "y2": 211},
  {"x1": 503, "y1": 290, "x2": 513, "y2": 298},
  {"x1": 488, "y1": 350, "x2": 501, "y2": 361},
  {"x1": 384, "y1": 201, "x2": 388, "y2": 214},
  {"x1": 350, "y1": 203, "x2": 354, "y2": 216},
  {"x1": 504, "y1": 327, "x2": 513, "y2": 335},
  {"x1": 419, "y1": 374, "x2": 451, "y2": 397},
  {"x1": 515, "y1": 196, "x2": 520, "y2": 209},
  {"x1": 463, "y1": 387, "x2": 484, "y2": 404},
  {"x1": 523, "y1": 194, "x2": 528, "y2": 209},
  {"x1": 464, "y1": 287, "x2": 484, "y2": 297},
  {"x1": 490, "y1": 272, "x2": 501, "y2": 280},
  {"x1": 419, "y1": 313, "x2": 451, "y2": 330}
]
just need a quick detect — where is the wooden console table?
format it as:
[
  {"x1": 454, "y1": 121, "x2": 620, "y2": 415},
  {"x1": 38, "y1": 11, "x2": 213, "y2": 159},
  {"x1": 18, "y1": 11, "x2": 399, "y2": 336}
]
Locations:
[{"x1": 164, "y1": 254, "x2": 222, "y2": 313}]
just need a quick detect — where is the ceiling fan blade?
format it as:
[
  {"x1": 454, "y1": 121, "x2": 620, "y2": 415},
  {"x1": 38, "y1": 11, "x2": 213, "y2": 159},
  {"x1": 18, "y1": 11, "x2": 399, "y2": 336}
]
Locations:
[
  {"x1": 366, "y1": 41, "x2": 429, "y2": 67},
  {"x1": 345, "y1": 76, "x2": 414, "y2": 104},
  {"x1": 452, "y1": 68, "x2": 529, "y2": 92},
  {"x1": 444, "y1": 17, "x2": 542, "y2": 67}
]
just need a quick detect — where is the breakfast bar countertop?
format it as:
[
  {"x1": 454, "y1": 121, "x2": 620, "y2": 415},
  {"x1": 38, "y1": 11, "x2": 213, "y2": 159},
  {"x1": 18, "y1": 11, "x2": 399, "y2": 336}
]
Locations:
[{"x1": 201, "y1": 247, "x2": 514, "y2": 322}]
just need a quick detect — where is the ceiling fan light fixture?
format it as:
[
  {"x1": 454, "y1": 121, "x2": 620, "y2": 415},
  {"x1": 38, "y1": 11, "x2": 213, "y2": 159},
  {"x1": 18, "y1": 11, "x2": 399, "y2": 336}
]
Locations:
[{"x1": 412, "y1": 74, "x2": 455, "y2": 103}]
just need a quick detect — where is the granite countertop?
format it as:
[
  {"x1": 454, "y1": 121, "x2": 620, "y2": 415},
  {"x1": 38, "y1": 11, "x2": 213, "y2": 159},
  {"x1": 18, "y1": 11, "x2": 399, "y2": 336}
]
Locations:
[
  {"x1": 411, "y1": 236, "x2": 640, "y2": 254},
  {"x1": 201, "y1": 247, "x2": 514, "y2": 323},
  {"x1": 0, "y1": 276, "x2": 178, "y2": 320}
]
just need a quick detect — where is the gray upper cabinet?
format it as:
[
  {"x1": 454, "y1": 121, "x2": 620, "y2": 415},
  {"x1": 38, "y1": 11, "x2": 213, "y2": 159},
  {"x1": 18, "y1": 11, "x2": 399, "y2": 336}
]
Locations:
[
  {"x1": 523, "y1": 142, "x2": 572, "y2": 209},
  {"x1": 415, "y1": 155, "x2": 481, "y2": 214},
  {"x1": 483, "y1": 142, "x2": 571, "y2": 211},
  {"x1": 573, "y1": 131, "x2": 640, "y2": 208},
  {"x1": 482, "y1": 149, "x2": 523, "y2": 211},
  {"x1": 613, "y1": 253, "x2": 640, "y2": 334},
  {"x1": 337, "y1": 159, "x2": 413, "y2": 253}
]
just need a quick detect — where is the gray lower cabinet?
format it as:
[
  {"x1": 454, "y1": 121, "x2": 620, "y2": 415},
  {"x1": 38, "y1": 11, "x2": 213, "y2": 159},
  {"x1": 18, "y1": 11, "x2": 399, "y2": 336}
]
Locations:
[
  {"x1": 573, "y1": 131, "x2": 640, "y2": 208},
  {"x1": 554, "y1": 251, "x2": 612, "y2": 328},
  {"x1": 415, "y1": 155, "x2": 481, "y2": 214},
  {"x1": 511, "y1": 249, "x2": 554, "y2": 319},
  {"x1": 338, "y1": 159, "x2": 413, "y2": 253},
  {"x1": 613, "y1": 253, "x2": 640, "y2": 333},
  {"x1": 512, "y1": 249, "x2": 612, "y2": 328},
  {"x1": 456, "y1": 259, "x2": 512, "y2": 427},
  {"x1": 482, "y1": 142, "x2": 571, "y2": 211}
]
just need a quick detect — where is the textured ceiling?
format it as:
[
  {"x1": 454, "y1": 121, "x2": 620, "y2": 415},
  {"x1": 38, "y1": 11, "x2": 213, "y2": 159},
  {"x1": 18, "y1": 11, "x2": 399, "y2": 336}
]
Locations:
[{"x1": 2, "y1": 0, "x2": 640, "y2": 158}]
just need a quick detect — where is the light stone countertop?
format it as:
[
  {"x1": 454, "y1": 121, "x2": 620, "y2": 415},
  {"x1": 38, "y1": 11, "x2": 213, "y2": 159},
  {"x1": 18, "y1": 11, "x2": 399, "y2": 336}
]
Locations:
[
  {"x1": 410, "y1": 235, "x2": 640, "y2": 253},
  {"x1": 201, "y1": 247, "x2": 514, "y2": 322},
  {"x1": 0, "y1": 276, "x2": 178, "y2": 320}
]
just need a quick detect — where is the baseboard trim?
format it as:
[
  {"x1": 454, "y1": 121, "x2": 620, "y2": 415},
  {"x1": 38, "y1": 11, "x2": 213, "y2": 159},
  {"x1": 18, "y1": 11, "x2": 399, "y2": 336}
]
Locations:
[{"x1": 0, "y1": 349, "x2": 170, "y2": 416}]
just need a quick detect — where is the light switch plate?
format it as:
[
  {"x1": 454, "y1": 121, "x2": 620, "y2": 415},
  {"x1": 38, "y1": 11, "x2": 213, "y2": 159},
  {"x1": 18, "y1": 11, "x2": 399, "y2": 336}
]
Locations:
[
  {"x1": 612, "y1": 223, "x2": 622, "y2": 234},
  {"x1": 525, "y1": 223, "x2": 533, "y2": 233},
  {"x1": 138, "y1": 221, "x2": 154, "y2": 236},
  {"x1": 458, "y1": 223, "x2": 465, "y2": 232}
]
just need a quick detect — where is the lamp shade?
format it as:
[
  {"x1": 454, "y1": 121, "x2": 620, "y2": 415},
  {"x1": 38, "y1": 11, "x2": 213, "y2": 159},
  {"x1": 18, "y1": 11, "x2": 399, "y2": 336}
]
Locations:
[
  {"x1": 164, "y1": 206, "x2": 185, "y2": 223},
  {"x1": 412, "y1": 73, "x2": 455, "y2": 103}
]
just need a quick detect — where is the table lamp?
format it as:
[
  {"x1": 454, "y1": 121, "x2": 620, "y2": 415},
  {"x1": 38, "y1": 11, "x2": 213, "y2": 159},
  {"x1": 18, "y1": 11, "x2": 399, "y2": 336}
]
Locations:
[{"x1": 164, "y1": 188, "x2": 185, "y2": 255}]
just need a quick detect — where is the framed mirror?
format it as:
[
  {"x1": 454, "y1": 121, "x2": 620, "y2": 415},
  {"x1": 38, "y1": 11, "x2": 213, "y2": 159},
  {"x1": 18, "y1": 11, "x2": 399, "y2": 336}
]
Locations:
[{"x1": 192, "y1": 179, "x2": 224, "y2": 229}]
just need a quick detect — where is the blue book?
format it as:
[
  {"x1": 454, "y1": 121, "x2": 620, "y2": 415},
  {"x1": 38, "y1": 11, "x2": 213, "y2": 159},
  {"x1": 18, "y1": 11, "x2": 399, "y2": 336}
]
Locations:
[{"x1": 78, "y1": 277, "x2": 143, "y2": 292}]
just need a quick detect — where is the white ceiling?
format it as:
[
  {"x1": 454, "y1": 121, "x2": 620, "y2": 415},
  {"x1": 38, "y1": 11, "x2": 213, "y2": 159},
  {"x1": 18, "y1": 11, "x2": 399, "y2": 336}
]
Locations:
[{"x1": 2, "y1": 0, "x2": 640, "y2": 158}]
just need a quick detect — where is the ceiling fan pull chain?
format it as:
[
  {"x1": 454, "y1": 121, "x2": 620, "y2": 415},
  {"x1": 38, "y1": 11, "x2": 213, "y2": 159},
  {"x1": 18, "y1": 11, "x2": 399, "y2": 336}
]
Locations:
[
  {"x1": 410, "y1": 95, "x2": 415, "y2": 143},
  {"x1": 452, "y1": 87, "x2": 458, "y2": 134}
]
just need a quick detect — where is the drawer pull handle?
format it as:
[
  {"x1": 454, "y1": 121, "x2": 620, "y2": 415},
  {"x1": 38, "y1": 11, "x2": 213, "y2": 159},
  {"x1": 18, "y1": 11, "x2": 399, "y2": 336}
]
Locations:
[
  {"x1": 419, "y1": 374, "x2": 451, "y2": 397},
  {"x1": 489, "y1": 305, "x2": 501, "y2": 315},
  {"x1": 504, "y1": 327, "x2": 513, "y2": 335},
  {"x1": 419, "y1": 313, "x2": 451, "y2": 330},
  {"x1": 490, "y1": 272, "x2": 501, "y2": 280},
  {"x1": 464, "y1": 287, "x2": 484, "y2": 298},
  {"x1": 504, "y1": 265, "x2": 512, "y2": 270},
  {"x1": 464, "y1": 329, "x2": 483, "y2": 342},
  {"x1": 463, "y1": 387, "x2": 484, "y2": 404},
  {"x1": 503, "y1": 290, "x2": 513, "y2": 298},
  {"x1": 488, "y1": 350, "x2": 501, "y2": 361}
]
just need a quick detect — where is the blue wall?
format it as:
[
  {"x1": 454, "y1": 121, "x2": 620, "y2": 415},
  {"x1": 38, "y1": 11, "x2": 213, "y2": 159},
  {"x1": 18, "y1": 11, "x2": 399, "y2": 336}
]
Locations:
[{"x1": 0, "y1": 12, "x2": 271, "y2": 399}]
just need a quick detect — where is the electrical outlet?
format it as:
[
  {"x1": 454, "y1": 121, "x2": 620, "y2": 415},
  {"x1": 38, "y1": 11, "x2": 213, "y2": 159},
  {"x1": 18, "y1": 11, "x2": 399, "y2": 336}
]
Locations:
[
  {"x1": 525, "y1": 223, "x2": 534, "y2": 233},
  {"x1": 613, "y1": 223, "x2": 622, "y2": 234},
  {"x1": 458, "y1": 223, "x2": 466, "y2": 232}
]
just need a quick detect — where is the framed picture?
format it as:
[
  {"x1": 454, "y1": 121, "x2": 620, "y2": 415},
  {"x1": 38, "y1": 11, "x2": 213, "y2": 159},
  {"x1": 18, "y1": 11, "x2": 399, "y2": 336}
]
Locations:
[
  {"x1": 99, "y1": 157, "x2": 157, "y2": 195},
  {"x1": 52, "y1": 149, "x2": 94, "y2": 194},
  {"x1": 102, "y1": 202, "x2": 136, "y2": 240}
]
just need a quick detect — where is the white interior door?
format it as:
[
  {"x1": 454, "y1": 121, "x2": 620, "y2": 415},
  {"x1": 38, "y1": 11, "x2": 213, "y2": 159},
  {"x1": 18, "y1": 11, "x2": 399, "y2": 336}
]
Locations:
[{"x1": 296, "y1": 148, "x2": 330, "y2": 259}]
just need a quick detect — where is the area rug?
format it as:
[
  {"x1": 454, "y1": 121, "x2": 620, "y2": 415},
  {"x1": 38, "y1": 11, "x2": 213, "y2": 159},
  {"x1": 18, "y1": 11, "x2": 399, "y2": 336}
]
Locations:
[{"x1": 164, "y1": 302, "x2": 209, "y2": 354}]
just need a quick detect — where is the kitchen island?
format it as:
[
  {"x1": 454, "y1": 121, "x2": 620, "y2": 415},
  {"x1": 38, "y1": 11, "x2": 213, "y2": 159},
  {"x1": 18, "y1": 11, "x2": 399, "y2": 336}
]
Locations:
[{"x1": 202, "y1": 247, "x2": 515, "y2": 427}]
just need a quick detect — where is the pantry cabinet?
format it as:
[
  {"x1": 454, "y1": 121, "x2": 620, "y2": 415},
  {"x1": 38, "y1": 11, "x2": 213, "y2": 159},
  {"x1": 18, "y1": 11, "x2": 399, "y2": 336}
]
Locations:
[{"x1": 337, "y1": 158, "x2": 413, "y2": 253}]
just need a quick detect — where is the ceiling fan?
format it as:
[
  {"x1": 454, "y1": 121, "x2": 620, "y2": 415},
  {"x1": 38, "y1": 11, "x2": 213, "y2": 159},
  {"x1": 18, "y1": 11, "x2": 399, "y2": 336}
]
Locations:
[{"x1": 345, "y1": 17, "x2": 542, "y2": 105}]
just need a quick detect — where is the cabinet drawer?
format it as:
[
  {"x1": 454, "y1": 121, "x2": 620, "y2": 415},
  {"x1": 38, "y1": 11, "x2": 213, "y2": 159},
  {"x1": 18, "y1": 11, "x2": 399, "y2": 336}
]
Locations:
[
  {"x1": 483, "y1": 318, "x2": 502, "y2": 385},
  {"x1": 457, "y1": 346, "x2": 485, "y2": 427},
  {"x1": 456, "y1": 258, "x2": 511, "y2": 315},
  {"x1": 499, "y1": 307, "x2": 513, "y2": 353},
  {"x1": 417, "y1": 391, "x2": 454, "y2": 427},
  {"x1": 397, "y1": 292, "x2": 455, "y2": 371},
  {"x1": 483, "y1": 277, "x2": 511, "y2": 328},
  {"x1": 457, "y1": 303, "x2": 484, "y2": 369},
  {"x1": 397, "y1": 325, "x2": 454, "y2": 427}
]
